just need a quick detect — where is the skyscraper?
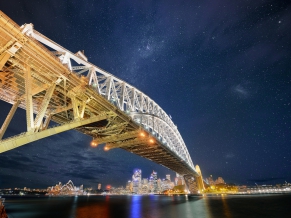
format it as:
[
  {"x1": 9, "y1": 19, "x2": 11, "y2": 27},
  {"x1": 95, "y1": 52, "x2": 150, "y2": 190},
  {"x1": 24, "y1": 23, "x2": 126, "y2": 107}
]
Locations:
[
  {"x1": 166, "y1": 174, "x2": 171, "y2": 181},
  {"x1": 98, "y1": 183, "x2": 101, "y2": 190},
  {"x1": 132, "y1": 169, "x2": 142, "y2": 193},
  {"x1": 151, "y1": 171, "x2": 158, "y2": 192}
]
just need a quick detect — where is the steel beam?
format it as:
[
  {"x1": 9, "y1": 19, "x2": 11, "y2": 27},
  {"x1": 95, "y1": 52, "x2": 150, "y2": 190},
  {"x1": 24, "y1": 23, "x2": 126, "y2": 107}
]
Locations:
[
  {"x1": 106, "y1": 136, "x2": 156, "y2": 149},
  {"x1": 42, "y1": 114, "x2": 52, "y2": 130},
  {"x1": 0, "y1": 51, "x2": 10, "y2": 70},
  {"x1": 24, "y1": 65, "x2": 34, "y2": 132},
  {"x1": 119, "y1": 83, "x2": 126, "y2": 110},
  {"x1": 0, "y1": 113, "x2": 108, "y2": 153},
  {"x1": 34, "y1": 83, "x2": 56, "y2": 131},
  {"x1": 0, "y1": 100, "x2": 20, "y2": 140},
  {"x1": 71, "y1": 96, "x2": 80, "y2": 119},
  {"x1": 105, "y1": 77, "x2": 112, "y2": 100},
  {"x1": 96, "y1": 130, "x2": 139, "y2": 144}
]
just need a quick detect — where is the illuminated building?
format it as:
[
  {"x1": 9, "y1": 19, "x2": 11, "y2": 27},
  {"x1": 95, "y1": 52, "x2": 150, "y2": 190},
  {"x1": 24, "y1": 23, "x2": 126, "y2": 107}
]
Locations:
[
  {"x1": 208, "y1": 175, "x2": 215, "y2": 185},
  {"x1": 215, "y1": 177, "x2": 225, "y2": 184},
  {"x1": 157, "y1": 179, "x2": 162, "y2": 192},
  {"x1": 132, "y1": 169, "x2": 142, "y2": 194},
  {"x1": 141, "y1": 184, "x2": 149, "y2": 194},
  {"x1": 126, "y1": 180, "x2": 133, "y2": 193},
  {"x1": 161, "y1": 179, "x2": 175, "y2": 191},
  {"x1": 98, "y1": 183, "x2": 101, "y2": 190},
  {"x1": 48, "y1": 180, "x2": 85, "y2": 196},
  {"x1": 142, "y1": 178, "x2": 149, "y2": 185},
  {"x1": 175, "y1": 173, "x2": 185, "y2": 186},
  {"x1": 152, "y1": 171, "x2": 158, "y2": 192},
  {"x1": 166, "y1": 174, "x2": 171, "y2": 181}
]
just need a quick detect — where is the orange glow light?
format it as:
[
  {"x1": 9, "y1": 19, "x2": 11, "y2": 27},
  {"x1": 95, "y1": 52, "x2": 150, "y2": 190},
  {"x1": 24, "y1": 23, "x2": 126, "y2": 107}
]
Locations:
[
  {"x1": 104, "y1": 146, "x2": 110, "y2": 151},
  {"x1": 149, "y1": 138, "x2": 155, "y2": 144},
  {"x1": 90, "y1": 140, "x2": 98, "y2": 147},
  {"x1": 139, "y1": 132, "x2": 146, "y2": 137}
]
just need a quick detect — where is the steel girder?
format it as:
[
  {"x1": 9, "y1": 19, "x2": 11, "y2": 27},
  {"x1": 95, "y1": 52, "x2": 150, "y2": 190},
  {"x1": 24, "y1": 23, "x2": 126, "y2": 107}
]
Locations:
[
  {"x1": 0, "y1": 11, "x2": 198, "y2": 178},
  {"x1": 17, "y1": 22, "x2": 195, "y2": 170}
]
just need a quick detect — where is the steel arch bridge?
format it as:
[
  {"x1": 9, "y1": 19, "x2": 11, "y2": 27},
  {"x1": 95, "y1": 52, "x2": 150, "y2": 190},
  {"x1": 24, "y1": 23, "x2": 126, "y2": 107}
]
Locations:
[{"x1": 0, "y1": 11, "x2": 204, "y2": 193}]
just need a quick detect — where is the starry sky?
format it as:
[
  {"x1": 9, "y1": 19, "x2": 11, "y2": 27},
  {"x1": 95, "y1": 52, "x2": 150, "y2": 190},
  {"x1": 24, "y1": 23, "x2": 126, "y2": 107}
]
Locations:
[{"x1": 0, "y1": 0, "x2": 290, "y2": 189}]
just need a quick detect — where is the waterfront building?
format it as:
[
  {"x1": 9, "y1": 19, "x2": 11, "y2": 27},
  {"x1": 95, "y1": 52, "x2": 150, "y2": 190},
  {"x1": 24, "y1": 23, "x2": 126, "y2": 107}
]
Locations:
[
  {"x1": 98, "y1": 183, "x2": 101, "y2": 190},
  {"x1": 215, "y1": 177, "x2": 225, "y2": 184},
  {"x1": 208, "y1": 175, "x2": 215, "y2": 185},
  {"x1": 47, "y1": 180, "x2": 85, "y2": 196}
]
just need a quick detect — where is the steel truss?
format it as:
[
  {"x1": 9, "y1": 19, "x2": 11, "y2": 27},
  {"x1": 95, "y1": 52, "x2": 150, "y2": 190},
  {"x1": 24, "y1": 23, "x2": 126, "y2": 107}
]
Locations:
[{"x1": 0, "y1": 11, "x2": 203, "y2": 192}]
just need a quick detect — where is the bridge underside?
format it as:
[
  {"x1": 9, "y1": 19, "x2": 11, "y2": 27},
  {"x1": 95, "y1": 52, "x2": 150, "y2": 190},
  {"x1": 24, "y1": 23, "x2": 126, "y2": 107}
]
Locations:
[{"x1": 0, "y1": 11, "x2": 201, "y2": 193}]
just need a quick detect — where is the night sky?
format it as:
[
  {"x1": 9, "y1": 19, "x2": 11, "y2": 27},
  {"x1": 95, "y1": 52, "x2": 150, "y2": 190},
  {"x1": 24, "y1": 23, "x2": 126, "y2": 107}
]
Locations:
[{"x1": 0, "y1": 0, "x2": 290, "y2": 189}]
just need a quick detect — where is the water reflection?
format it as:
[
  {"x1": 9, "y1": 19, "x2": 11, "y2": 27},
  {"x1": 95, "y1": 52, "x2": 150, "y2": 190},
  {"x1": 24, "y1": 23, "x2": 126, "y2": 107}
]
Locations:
[
  {"x1": 130, "y1": 195, "x2": 141, "y2": 218},
  {"x1": 69, "y1": 196, "x2": 78, "y2": 218},
  {"x1": 75, "y1": 196, "x2": 110, "y2": 218},
  {"x1": 203, "y1": 196, "x2": 213, "y2": 218},
  {"x1": 6, "y1": 194, "x2": 289, "y2": 218},
  {"x1": 221, "y1": 196, "x2": 231, "y2": 218}
]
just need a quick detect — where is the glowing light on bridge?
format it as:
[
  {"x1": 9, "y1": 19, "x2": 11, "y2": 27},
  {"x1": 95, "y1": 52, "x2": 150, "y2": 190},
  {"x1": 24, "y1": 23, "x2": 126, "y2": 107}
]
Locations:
[
  {"x1": 90, "y1": 140, "x2": 98, "y2": 147},
  {"x1": 149, "y1": 138, "x2": 155, "y2": 144}
]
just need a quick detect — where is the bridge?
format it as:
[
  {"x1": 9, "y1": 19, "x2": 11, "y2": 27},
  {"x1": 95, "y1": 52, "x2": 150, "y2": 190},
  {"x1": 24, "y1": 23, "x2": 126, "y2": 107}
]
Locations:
[{"x1": 0, "y1": 11, "x2": 204, "y2": 194}]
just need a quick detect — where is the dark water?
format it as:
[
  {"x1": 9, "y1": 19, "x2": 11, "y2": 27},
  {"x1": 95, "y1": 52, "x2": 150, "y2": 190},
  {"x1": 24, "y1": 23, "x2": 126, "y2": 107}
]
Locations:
[{"x1": 3, "y1": 194, "x2": 291, "y2": 218}]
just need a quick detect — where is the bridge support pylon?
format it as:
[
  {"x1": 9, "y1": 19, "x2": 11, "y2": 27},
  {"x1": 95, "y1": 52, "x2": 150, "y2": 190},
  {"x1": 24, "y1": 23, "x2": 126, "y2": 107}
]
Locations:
[{"x1": 183, "y1": 165, "x2": 205, "y2": 194}]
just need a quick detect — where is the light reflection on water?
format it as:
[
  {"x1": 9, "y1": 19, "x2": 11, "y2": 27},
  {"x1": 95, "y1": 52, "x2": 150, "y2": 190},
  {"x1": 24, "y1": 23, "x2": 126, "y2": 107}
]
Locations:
[
  {"x1": 4, "y1": 194, "x2": 291, "y2": 218},
  {"x1": 221, "y1": 195, "x2": 231, "y2": 218},
  {"x1": 69, "y1": 196, "x2": 78, "y2": 218},
  {"x1": 130, "y1": 195, "x2": 141, "y2": 218}
]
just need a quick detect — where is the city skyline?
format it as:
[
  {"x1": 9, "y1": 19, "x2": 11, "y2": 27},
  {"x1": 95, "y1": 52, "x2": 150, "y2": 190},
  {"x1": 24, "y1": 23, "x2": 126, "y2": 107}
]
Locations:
[
  {"x1": 0, "y1": 0, "x2": 290, "y2": 189},
  {"x1": 0, "y1": 168, "x2": 229, "y2": 194}
]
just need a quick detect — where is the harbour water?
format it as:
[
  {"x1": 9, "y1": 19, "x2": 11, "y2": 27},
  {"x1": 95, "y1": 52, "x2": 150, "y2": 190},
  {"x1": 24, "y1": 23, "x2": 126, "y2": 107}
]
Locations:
[{"x1": 3, "y1": 194, "x2": 291, "y2": 218}]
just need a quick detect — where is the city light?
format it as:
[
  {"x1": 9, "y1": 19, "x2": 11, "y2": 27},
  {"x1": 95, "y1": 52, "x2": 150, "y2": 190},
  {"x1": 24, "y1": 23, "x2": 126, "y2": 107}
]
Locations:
[
  {"x1": 90, "y1": 140, "x2": 98, "y2": 147},
  {"x1": 104, "y1": 146, "x2": 110, "y2": 151}
]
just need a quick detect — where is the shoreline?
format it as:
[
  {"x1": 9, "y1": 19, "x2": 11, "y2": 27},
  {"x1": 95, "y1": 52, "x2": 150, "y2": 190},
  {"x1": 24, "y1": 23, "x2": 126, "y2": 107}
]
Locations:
[{"x1": 2, "y1": 192, "x2": 291, "y2": 198}]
